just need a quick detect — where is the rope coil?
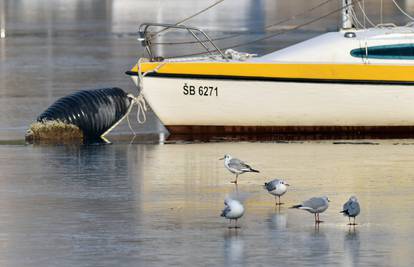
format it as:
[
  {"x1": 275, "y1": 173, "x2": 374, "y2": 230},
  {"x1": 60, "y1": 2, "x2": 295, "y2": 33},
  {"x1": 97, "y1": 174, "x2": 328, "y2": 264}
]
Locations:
[{"x1": 134, "y1": 94, "x2": 148, "y2": 124}]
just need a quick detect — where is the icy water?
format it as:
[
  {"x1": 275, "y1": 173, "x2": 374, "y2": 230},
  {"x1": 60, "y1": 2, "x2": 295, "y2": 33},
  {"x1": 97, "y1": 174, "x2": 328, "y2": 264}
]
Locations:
[
  {"x1": 2, "y1": 0, "x2": 414, "y2": 266},
  {"x1": 1, "y1": 141, "x2": 414, "y2": 266}
]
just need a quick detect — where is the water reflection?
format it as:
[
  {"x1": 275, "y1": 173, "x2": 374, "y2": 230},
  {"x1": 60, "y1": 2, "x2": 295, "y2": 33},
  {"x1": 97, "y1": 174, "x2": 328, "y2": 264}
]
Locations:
[
  {"x1": 344, "y1": 229, "x2": 361, "y2": 267},
  {"x1": 223, "y1": 231, "x2": 245, "y2": 266},
  {"x1": 0, "y1": 0, "x2": 5, "y2": 39},
  {"x1": 0, "y1": 144, "x2": 149, "y2": 266},
  {"x1": 267, "y1": 208, "x2": 288, "y2": 230},
  {"x1": 304, "y1": 231, "x2": 330, "y2": 261},
  {"x1": 0, "y1": 140, "x2": 414, "y2": 265}
]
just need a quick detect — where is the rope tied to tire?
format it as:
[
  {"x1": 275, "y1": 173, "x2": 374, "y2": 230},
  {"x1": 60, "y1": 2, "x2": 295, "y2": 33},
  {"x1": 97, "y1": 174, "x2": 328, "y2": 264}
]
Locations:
[
  {"x1": 25, "y1": 87, "x2": 148, "y2": 143},
  {"x1": 25, "y1": 58, "x2": 166, "y2": 143}
]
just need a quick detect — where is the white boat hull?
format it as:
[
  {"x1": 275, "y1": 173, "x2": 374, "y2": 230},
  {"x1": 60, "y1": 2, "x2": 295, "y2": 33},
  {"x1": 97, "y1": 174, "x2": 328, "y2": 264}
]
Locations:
[{"x1": 133, "y1": 76, "x2": 414, "y2": 133}]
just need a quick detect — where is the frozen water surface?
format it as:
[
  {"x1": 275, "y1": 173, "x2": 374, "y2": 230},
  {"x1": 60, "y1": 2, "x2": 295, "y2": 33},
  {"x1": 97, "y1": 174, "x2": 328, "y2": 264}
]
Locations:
[{"x1": 1, "y1": 0, "x2": 414, "y2": 266}]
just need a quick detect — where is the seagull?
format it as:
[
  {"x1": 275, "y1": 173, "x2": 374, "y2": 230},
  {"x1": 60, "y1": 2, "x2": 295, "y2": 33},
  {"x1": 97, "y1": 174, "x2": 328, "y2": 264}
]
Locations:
[
  {"x1": 341, "y1": 196, "x2": 360, "y2": 225},
  {"x1": 264, "y1": 179, "x2": 290, "y2": 205},
  {"x1": 219, "y1": 154, "x2": 259, "y2": 184},
  {"x1": 290, "y1": 196, "x2": 330, "y2": 224},
  {"x1": 221, "y1": 197, "x2": 245, "y2": 229}
]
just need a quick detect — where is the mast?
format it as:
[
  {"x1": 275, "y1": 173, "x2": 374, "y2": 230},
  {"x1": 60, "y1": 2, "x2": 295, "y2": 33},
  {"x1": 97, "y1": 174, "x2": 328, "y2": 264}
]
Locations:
[{"x1": 342, "y1": 0, "x2": 354, "y2": 29}]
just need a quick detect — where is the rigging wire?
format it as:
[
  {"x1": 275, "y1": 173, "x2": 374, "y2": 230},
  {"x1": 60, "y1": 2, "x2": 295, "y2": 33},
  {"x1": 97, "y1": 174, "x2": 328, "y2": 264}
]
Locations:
[
  {"x1": 362, "y1": 0, "x2": 366, "y2": 27},
  {"x1": 380, "y1": 0, "x2": 383, "y2": 25},
  {"x1": 165, "y1": 0, "x2": 363, "y2": 59},
  {"x1": 148, "y1": 0, "x2": 225, "y2": 41},
  {"x1": 391, "y1": 0, "x2": 414, "y2": 21},
  {"x1": 350, "y1": 8, "x2": 365, "y2": 29},
  {"x1": 355, "y1": 0, "x2": 376, "y2": 27},
  {"x1": 152, "y1": 0, "x2": 336, "y2": 46}
]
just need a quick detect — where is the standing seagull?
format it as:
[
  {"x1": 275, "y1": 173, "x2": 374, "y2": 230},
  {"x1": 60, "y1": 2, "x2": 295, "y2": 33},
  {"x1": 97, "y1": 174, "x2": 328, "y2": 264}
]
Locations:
[
  {"x1": 290, "y1": 196, "x2": 330, "y2": 224},
  {"x1": 219, "y1": 154, "x2": 259, "y2": 184},
  {"x1": 341, "y1": 196, "x2": 360, "y2": 225},
  {"x1": 264, "y1": 179, "x2": 290, "y2": 205},
  {"x1": 221, "y1": 198, "x2": 245, "y2": 229}
]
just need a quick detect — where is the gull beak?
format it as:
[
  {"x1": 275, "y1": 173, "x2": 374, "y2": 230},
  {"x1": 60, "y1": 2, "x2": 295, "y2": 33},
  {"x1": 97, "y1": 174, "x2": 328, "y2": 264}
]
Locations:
[
  {"x1": 219, "y1": 157, "x2": 224, "y2": 160},
  {"x1": 285, "y1": 183, "x2": 290, "y2": 186}
]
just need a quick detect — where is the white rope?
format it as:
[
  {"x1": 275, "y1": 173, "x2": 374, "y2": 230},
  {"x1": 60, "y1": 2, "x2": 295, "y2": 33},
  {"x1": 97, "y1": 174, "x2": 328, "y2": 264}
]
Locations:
[
  {"x1": 137, "y1": 58, "x2": 166, "y2": 92},
  {"x1": 350, "y1": 8, "x2": 365, "y2": 29},
  {"x1": 356, "y1": 0, "x2": 376, "y2": 27},
  {"x1": 137, "y1": 57, "x2": 147, "y2": 92},
  {"x1": 224, "y1": 49, "x2": 257, "y2": 61},
  {"x1": 135, "y1": 94, "x2": 148, "y2": 124},
  {"x1": 165, "y1": 55, "x2": 222, "y2": 62},
  {"x1": 126, "y1": 110, "x2": 136, "y2": 136},
  {"x1": 100, "y1": 94, "x2": 136, "y2": 138},
  {"x1": 392, "y1": 0, "x2": 414, "y2": 21},
  {"x1": 99, "y1": 92, "x2": 152, "y2": 138},
  {"x1": 134, "y1": 58, "x2": 167, "y2": 126},
  {"x1": 376, "y1": 23, "x2": 398, "y2": 28}
]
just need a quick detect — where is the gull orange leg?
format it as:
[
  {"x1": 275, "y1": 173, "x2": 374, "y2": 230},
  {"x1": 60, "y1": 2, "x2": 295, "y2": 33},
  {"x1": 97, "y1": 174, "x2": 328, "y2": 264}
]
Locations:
[
  {"x1": 316, "y1": 213, "x2": 324, "y2": 223},
  {"x1": 231, "y1": 174, "x2": 238, "y2": 184}
]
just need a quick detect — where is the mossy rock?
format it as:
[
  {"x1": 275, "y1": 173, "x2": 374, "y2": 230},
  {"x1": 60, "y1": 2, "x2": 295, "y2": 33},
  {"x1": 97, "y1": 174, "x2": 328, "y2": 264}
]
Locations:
[{"x1": 25, "y1": 121, "x2": 84, "y2": 144}]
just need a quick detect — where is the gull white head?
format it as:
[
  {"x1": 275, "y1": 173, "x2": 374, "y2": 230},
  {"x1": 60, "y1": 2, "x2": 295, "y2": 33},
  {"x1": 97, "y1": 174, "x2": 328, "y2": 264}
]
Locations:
[
  {"x1": 219, "y1": 154, "x2": 232, "y2": 161},
  {"x1": 278, "y1": 179, "x2": 290, "y2": 186},
  {"x1": 349, "y1": 196, "x2": 358, "y2": 202},
  {"x1": 264, "y1": 179, "x2": 290, "y2": 190}
]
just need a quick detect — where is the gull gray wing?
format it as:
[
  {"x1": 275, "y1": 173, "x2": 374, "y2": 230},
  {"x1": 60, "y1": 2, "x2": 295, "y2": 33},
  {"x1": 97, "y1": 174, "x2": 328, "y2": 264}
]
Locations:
[
  {"x1": 221, "y1": 205, "x2": 231, "y2": 217},
  {"x1": 342, "y1": 199, "x2": 352, "y2": 212},
  {"x1": 348, "y1": 201, "x2": 360, "y2": 217},
  {"x1": 228, "y1": 158, "x2": 249, "y2": 170},
  {"x1": 264, "y1": 179, "x2": 278, "y2": 191},
  {"x1": 342, "y1": 199, "x2": 360, "y2": 217},
  {"x1": 303, "y1": 197, "x2": 326, "y2": 209}
]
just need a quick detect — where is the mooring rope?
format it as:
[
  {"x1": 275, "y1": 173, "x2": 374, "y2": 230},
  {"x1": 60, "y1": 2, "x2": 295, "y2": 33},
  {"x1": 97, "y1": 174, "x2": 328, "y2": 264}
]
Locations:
[
  {"x1": 100, "y1": 92, "x2": 152, "y2": 137},
  {"x1": 101, "y1": 94, "x2": 137, "y2": 138},
  {"x1": 135, "y1": 94, "x2": 148, "y2": 124},
  {"x1": 126, "y1": 57, "x2": 167, "y2": 135},
  {"x1": 124, "y1": 94, "x2": 148, "y2": 137}
]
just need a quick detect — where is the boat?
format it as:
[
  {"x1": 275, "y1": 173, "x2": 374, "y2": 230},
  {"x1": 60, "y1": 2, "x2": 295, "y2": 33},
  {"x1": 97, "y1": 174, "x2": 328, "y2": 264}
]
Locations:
[{"x1": 126, "y1": 0, "x2": 414, "y2": 138}]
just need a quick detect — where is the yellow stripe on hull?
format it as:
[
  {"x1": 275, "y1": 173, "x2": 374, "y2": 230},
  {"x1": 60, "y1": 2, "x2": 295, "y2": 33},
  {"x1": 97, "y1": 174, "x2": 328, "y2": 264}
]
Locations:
[{"x1": 131, "y1": 62, "x2": 414, "y2": 82}]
